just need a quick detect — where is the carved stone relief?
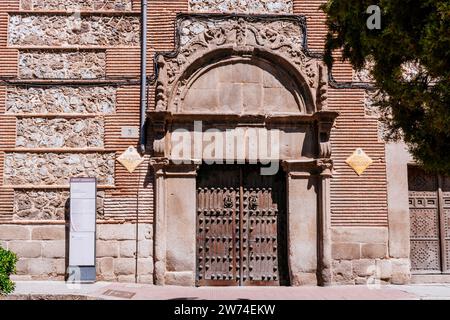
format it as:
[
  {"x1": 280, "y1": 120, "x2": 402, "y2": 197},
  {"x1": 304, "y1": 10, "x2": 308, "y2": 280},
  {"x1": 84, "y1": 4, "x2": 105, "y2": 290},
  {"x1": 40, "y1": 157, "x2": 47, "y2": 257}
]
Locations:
[{"x1": 155, "y1": 15, "x2": 328, "y2": 114}]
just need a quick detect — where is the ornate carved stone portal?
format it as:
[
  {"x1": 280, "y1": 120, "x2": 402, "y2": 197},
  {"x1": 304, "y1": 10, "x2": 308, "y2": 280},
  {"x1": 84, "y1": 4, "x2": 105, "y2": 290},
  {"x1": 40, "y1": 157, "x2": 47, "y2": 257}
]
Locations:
[{"x1": 149, "y1": 14, "x2": 338, "y2": 286}]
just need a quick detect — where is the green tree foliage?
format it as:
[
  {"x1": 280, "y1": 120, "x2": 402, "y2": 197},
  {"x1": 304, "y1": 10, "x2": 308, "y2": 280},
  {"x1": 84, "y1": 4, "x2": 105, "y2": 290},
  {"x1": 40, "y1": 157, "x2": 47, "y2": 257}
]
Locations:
[
  {"x1": 0, "y1": 246, "x2": 18, "y2": 295},
  {"x1": 322, "y1": 0, "x2": 450, "y2": 174}
]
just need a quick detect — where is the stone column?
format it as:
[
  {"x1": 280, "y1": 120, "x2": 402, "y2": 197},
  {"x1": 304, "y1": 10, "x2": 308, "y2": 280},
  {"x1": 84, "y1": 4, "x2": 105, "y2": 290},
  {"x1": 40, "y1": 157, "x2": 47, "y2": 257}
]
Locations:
[
  {"x1": 163, "y1": 162, "x2": 199, "y2": 286},
  {"x1": 150, "y1": 158, "x2": 169, "y2": 285},
  {"x1": 282, "y1": 160, "x2": 319, "y2": 286},
  {"x1": 318, "y1": 159, "x2": 333, "y2": 286}
]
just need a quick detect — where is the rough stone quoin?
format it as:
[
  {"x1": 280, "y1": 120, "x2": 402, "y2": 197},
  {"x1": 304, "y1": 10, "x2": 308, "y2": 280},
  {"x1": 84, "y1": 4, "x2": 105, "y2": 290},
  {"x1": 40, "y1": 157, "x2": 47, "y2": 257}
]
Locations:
[
  {"x1": 6, "y1": 86, "x2": 116, "y2": 114},
  {"x1": 9, "y1": 15, "x2": 140, "y2": 46},
  {"x1": 4, "y1": 153, "x2": 115, "y2": 185},
  {"x1": 189, "y1": 0, "x2": 293, "y2": 14},
  {"x1": 20, "y1": 0, "x2": 132, "y2": 11},
  {"x1": 19, "y1": 51, "x2": 106, "y2": 79},
  {"x1": 16, "y1": 118, "x2": 105, "y2": 148}
]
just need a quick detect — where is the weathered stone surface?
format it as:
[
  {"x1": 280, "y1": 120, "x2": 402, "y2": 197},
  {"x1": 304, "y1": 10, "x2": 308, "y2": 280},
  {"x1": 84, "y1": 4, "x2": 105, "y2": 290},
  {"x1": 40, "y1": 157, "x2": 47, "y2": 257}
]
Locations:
[
  {"x1": 15, "y1": 258, "x2": 29, "y2": 275},
  {"x1": 21, "y1": 0, "x2": 132, "y2": 10},
  {"x1": 6, "y1": 86, "x2": 116, "y2": 114},
  {"x1": 189, "y1": 0, "x2": 292, "y2": 14},
  {"x1": 28, "y1": 258, "x2": 55, "y2": 275},
  {"x1": 97, "y1": 257, "x2": 114, "y2": 275},
  {"x1": 97, "y1": 240, "x2": 119, "y2": 258},
  {"x1": 4, "y1": 153, "x2": 115, "y2": 185},
  {"x1": 118, "y1": 275, "x2": 135, "y2": 282},
  {"x1": 361, "y1": 243, "x2": 387, "y2": 259},
  {"x1": 42, "y1": 240, "x2": 66, "y2": 258},
  {"x1": 332, "y1": 243, "x2": 361, "y2": 260},
  {"x1": 17, "y1": 118, "x2": 104, "y2": 148},
  {"x1": 352, "y1": 259, "x2": 376, "y2": 278},
  {"x1": 9, "y1": 15, "x2": 139, "y2": 46},
  {"x1": 332, "y1": 260, "x2": 353, "y2": 284},
  {"x1": 114, "y1": 258, "x2": 135, "y2": 275},
  {"x1": 97, "y1": 224, "x2": 134, "y2": 241},
  {"x1": 14, "y1": 191, "x2": 68, "y2": 220},
  {"x1": 376, "y1": 259, "x2": 393, "y2": 280},
  {"x1": 0, "y1": 225, "x2": 30, "y2": 240},
  {"x1": 331, "y1": 227, "x2": 388, "y2": 244},
  {"x1": 391, "y1": 258, "x2": 411, "y2": 284},
  {"x1": 54, "y1": 258, "x2": 66, "y2": 275},
  {"x1": 138, "y1": 240, "x2": 153, "y2": 258},
  {"x1": 19, "y1": 51, "x2": 106, "y2": 79},
  {"x1": 165, "y1": 271, "x2": 195, "y2": 286},
  {"x1": 119, "y1": 240, "x2": 136, "y2": 258},
  {"x1": 97, "y1": 224, "x2": 152, "y2": 241},
  {"x1": 31, "y1": 226, "x2": 65, "y2": 240},
  {"x1": 8, "y1": 241, "x2": 42, "y2": 258},
  {"x1": 137, "y1": 275, "x2": 153, "y2": 284},
  {"x1": 137, "y1": 258, "x2": 153, "y2": 275},
  {"x1": 14, "y1": 190, "x2": 105, "y2": 220}
]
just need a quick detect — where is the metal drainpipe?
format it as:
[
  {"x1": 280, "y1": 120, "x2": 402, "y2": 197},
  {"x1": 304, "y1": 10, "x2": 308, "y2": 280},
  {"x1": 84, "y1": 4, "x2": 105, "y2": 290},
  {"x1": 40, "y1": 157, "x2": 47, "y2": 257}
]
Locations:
[
  {"x1": 136, "y1": 0, "x2": 148, "y2": 284},
  {"x1": 139, "y1": 0, "x2": 148, "y2": 154}
]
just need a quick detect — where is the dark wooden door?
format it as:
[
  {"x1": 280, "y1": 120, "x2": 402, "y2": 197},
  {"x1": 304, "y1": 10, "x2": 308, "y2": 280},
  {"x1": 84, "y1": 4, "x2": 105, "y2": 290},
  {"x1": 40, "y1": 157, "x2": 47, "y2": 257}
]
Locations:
[
  {"x1": 196, "y1": 165, "x2": 287, "y2": 286},
  {"x1": 409, "y1": 166, "x2": 450, "y2": 273}
]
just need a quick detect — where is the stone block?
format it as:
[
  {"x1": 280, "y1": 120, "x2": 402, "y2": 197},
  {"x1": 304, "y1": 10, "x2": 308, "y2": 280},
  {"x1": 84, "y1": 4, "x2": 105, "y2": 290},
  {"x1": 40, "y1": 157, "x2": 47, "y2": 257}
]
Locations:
[
  {"x1": 232, "y1": 62, "x2": 262, "y2": 83},
  {"x1": 0, "y1": 241, "x2": 8, "y2": 249},
  {"x1": 139, "y1": 224, "x2": 152, "y2": 240},
  {"x1": 0, "y1": 225, "x2": 30, "y2": 240},
  {"x1": 54, "y1": 259, "x2": 66, "y2": 275},
  {"x1": 119, "y1": 240, "x2": 136, "y2": 258},
  {"x1": 138, "y1": 275, "x2": 153, "y2": 284},
  {"x1": 290, "y1": 272, "x2": 317, "y2": 286},
  {"x1": 97, "y1": 224, "x2": 135, "y2": 241},
  {"x1": 42, "y1": 240, "x2": 66, "y2": 258},
  {"x1": 98, "y1": 257, "x2": 114, "y2": 275},
  {"x1": 8, "y1": 241, "x2": 41, "y2": 258},
  {"x1": 331, "y1": 227, "x2": 388, "y2": 244},
  {"x1": 28, "y1": 258, "x2": 54, "y2": 275},
  {"x1": 376, "y1": 259, "x2": 393, "y2": 280},
  {"x1": 97, "y1": 240, "x2": 119, "y2": 258},
  {"x1": 138, "y1": 240, "x2": 153, "y2": 258},
  {"x1": 391, "y1": 258, "x2": 411, "y2": 284},
  {"x1": 32, "y1": 226, "x2": 65, "y2": 240},
  {"x1": 137, "y1": 258, "x2": 153, "y2": 275},
  {"x1": 217, "y1": 83, "x2": 241, "y2": 112},
  {"x1": 186, "y1": 88, "x2": 219, "y2": 111},
  {"x1": 242, "y1": 83, "x2": 262, "y2": 112},
  {"x1": 332, "y1": 260, "x2": 353, "y2": 282},
  {"x1": 118, "y1": 275, "x2": 136, "y2": 283},
  {"x1": 114, "y1": 258, "x2": 135, "y2": 275},
  {"x1": 353, "y1": 259, "x2": 376, "y2": 277},
  {"x1": 15, "y1": 258, "x2": 29, "y2": 275},
  {"x1": 361, "y1": 243, "x2": 387, "y2": 259},
  {"x1": 165, "y1": 271, "x2": 195, "y2": 286},
  {"x1": 332, "y1": 243, "x2": 361, "y2": 260}
]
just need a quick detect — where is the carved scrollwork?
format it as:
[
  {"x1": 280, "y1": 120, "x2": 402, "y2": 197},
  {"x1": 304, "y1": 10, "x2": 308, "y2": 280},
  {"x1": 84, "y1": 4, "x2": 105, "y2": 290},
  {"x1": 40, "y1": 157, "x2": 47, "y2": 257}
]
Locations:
[{"x1": 155, "y1": 15, "x2": 327, "y2": 113}]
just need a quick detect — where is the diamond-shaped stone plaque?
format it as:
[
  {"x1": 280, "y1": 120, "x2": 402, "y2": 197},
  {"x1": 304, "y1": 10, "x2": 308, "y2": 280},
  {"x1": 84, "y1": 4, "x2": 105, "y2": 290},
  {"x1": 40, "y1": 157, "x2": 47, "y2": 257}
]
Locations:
[
  {"x1": 117, "y1": 146, "x2": 144, "y2": 173},
  {"x1": 345, "y1": 148, "x2": 373, "y2": 176}
]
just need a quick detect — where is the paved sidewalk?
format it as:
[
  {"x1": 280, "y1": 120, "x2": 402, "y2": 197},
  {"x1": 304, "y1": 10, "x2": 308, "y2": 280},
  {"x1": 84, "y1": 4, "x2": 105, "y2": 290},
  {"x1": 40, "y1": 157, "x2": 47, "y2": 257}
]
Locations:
[{"x1": 5, "y1": 281, "x2": 450, "y2": 300}]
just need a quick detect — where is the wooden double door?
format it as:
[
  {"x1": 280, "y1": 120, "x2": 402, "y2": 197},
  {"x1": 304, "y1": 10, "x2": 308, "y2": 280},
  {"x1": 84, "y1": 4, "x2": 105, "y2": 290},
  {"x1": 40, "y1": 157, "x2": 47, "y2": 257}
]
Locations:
[
  {"x1": 409, "y1": 166, "x2": 450, "y2": 273},
  {"x1": 196, "y1": 165, "x2": 288, "y2": 286}
]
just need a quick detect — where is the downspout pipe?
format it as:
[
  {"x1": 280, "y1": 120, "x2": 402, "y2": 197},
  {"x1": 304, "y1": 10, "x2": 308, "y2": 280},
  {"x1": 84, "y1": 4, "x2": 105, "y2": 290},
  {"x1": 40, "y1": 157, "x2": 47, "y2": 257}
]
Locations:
[{"x1": 139, "y1": 0, "x2": 148, "y2": 154}]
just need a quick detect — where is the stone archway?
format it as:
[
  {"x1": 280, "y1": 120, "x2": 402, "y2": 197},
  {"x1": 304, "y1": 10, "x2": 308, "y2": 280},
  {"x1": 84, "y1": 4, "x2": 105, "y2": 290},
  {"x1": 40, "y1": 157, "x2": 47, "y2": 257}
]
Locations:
[{"x1": 149, "y1": 14, "x2": 337, "y2": 286}]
